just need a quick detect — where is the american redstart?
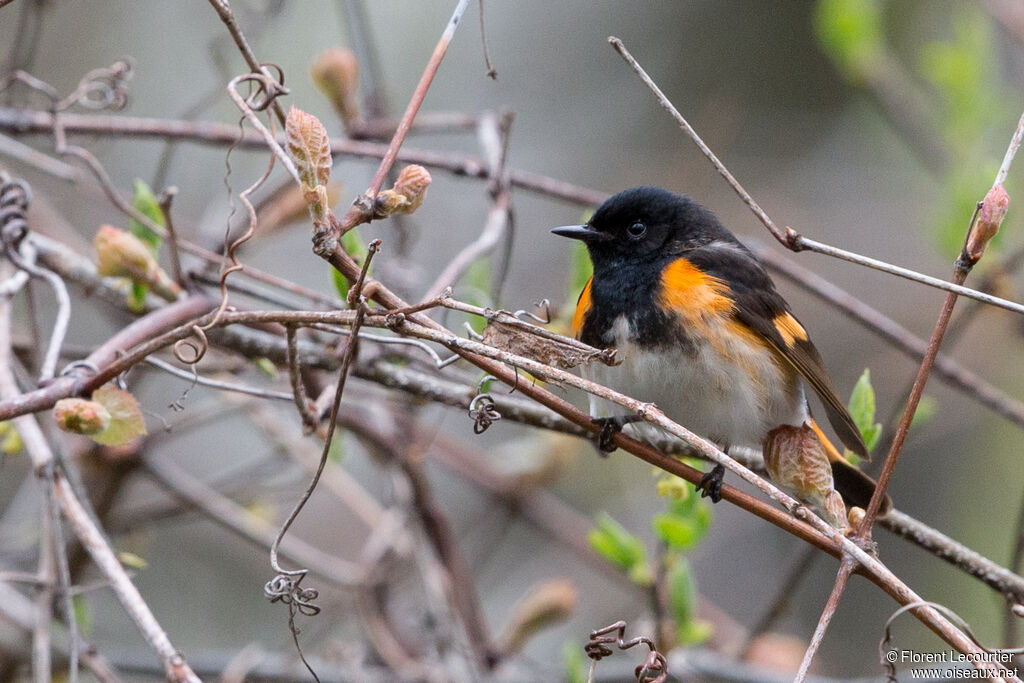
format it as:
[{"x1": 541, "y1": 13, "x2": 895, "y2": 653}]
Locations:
[{"x1": 553, "y1": 186, "x2": 884, "y2": 513}]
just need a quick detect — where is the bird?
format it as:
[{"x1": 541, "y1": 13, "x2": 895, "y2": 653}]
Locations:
[{"x1": 552, "y1": 185, "x2": 882, "y2": 513}]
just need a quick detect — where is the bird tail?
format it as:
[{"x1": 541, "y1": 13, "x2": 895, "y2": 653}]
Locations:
[{"x1": 809, "y1": 419, "x2": 892, "y2": 515}]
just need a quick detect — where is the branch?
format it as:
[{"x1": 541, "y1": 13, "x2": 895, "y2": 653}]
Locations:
[{"x1": 0, "y1": 107, "x2": 608, "y2": 206}]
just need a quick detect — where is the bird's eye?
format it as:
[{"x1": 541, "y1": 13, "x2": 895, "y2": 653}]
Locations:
[{"x1": 627, "y1": 221, "x2": 647, "y2": 239}]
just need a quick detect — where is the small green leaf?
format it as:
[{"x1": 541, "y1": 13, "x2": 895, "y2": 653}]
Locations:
[
  {"x1": 73, "y1": 595, "x2": 92, "y2": 637},
  {"x1": 848, "y1": 369, "x2": 876, "y2": 434},
  {"x1": 910, "y1": 395, "x2": 938, "y2": 431},
  {"x1": 128, "y1": 179, "x2": 164, "y2": 254},
  {"x1": 327, "y1": 436, "x2": 345, "y2": 464},
  {"x1": 128, "y1": 282, "x2": 148, "y2": 311},
  {"x1": 587, "y1": 512, "x2": 650, "y2": 585},
  {"x1": 813, "y1": 0, "x2": 884, "y2": 80},
  {"x1": 253, "y1": 357, "x2": 278, "y2": 379},
  {"x1": 1, "y1": 425, "x2": 22, "y2": 455},
  {"x1": 655, "y1": 472, "x2": 692, "y2": 500},
  {"x1": 562, "y1": 641, "x2": 587, "y2": 683},
  {"x1": 652, "y1": 497, "x2": 711, "y2": 550},
  {"x1": 331, "y1": 229, "x2": 369, "y2": 300},
  {"x1": 117, "y1": 551, "x2": 148, "y2": 570},
  {"x1": 678, "y1": 619, "x2": 713, "y2": 645},
  {"x1": 652, "y1": 513, "x2": 700, "y2": 550},
  {"x1": 89, "y1": 385, "x2": 147, "y2": 446},
  {"x1": 667, "y1": 557, "x2": 695, "y2": 627},
  {"x1": 566, "y1": 240, "x2": 593, "y2": 306}
]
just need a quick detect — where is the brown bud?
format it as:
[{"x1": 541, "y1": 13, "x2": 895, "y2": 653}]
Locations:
[
  {"x1": 94, "y1": 225, "x2": 180, "y2": 300},
  {"x1": 285, "y1": 105, "x2": 333, "y2": 188},
  {"x1": 498, "y1": 579, "x2": 578, "y2": 655},
  {"x1": 53, "y1": 398, "x2": 112, "y2": 435},
  {"x1": 847, "y1": 505, "x2": 866, "y2": 530},
  {"x1": 764, "y1": 424, "x2": 847, "y2": 528},
  {"x1": 965, "y1": 184, "x2": 1010, "y2": 264},
  {"x1": 311, "y1": 47, "x2": 361, "y2": 129},
  {"x1": 373, "y1": 165, "x2": 432, "y2": 218}
]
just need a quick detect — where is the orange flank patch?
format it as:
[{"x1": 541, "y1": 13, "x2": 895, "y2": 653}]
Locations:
[
  {"x1": 657, "y1": 258, "x2": 734, "y2": 324},
  {"x1": 773, "y1": 312, "x2": 809, "y2": 347},
  {"x1": 572, "y1": 277, "x2": 593, "y2": 337}
]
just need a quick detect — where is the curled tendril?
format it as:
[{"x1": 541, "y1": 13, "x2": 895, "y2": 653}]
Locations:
[
  {"x1": 234, "y1": 64, "x2": 288, "y2": 113},
  {"x1": 264, "y1": 571, "x2": 320, "y2": 617},
  {"x1": 57, "y1": 58, "x2": 134, "y2": 112},
  {"x1": 173, "y1": 325, "x2": 209, "y2": 365},
  {"x1": 514, "y1": 298, "x2": 551, "y2": 324},
  {"x1": 58, "y1": 360, "x2": 99, "y2": 378},
  {"x1": 585, "y1": 621, "x2": 668, "y2": 683},
  {"x1": 468, "y1": 375, "x2": 501, "y2": 434}
]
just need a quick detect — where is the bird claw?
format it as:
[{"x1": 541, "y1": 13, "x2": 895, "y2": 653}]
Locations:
[
  {"x1": 591, "y1": 417, "x2": 624, "y2": 453},
  {"x1": 697, "y1": 464, "x2": 725, "y2": 503}
]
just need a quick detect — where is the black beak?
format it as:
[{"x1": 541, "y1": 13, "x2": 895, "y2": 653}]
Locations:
[{"x1": 551, "y1": 224, "x2": 602, "y2": 242}]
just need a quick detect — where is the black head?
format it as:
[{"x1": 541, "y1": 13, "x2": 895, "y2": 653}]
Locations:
[{"x1": 552, "y1": 186, "x2": 733, "y2": 264}]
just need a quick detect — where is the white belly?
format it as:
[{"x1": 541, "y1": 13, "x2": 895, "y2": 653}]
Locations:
[{"x1": 585, "y1": 316, "x2": 807, "y2": 450}]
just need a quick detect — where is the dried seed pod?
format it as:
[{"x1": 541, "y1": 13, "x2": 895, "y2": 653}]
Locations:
[{"x1": 311, "y1": 47, "x2": 360, "y2": 129}]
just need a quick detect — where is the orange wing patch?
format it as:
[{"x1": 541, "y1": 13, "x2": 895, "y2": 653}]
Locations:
[
  {"x1": 572, "y1": 277, "x2": 593, "y2": 338},
  {"x1": 657, "y1": 258, "x2": 734, "y2": 325},
  {"x1": 773, "y1": 312, "x2": 809, "y2": 347}
]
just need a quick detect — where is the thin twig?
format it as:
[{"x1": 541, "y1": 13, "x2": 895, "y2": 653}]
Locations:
[
  {"x1": 0, "y1": 268, "x2": 200, "y2": 681},
  {"x1": 206, "y1": 0, "x2": 286, "y2": 126},
  {"x1": 326, "y1": 0, "x2": 473, "y2": 243},
  {"x1": 607, "y1": 37, "x2": 1024, "y2": 318},
  {"x1": 284, "y1": 324, "x2": 317, "y2": 430}
]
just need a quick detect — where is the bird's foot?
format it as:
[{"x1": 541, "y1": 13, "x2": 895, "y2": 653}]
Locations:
[
  {"x1": 697, "y1": 464, "x2": 726, "y2": 503},
  {"x1": 591, "y1": 415, "x2": 643, "y2": 453}
]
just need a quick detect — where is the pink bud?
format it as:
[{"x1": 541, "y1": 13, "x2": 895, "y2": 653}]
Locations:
[
  {"x1": 965, "y1": 184, "x2": 1010, "y2": 264},
  {"x1": 53, "y1": 398, "x2": 112, "y2": 435}
]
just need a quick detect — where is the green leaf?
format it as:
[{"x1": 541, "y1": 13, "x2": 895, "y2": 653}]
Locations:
[
  {"x1": 0, "y1": 424, "x2": 22, "y2": 455},
  {"x1": 847, "y1": 368, "x2": 882, "y2": 453},
  {"x1": 678, "y1": 619, "x2": 713, "y2": 645},
  {"x1": 253, "y1": 357, "x2": 278, "y2": 379},
  {"x1": 848, "y1": 369, "x2": 875, "y2": 434},
  {"x1": 667, "y1": 557, "x2": 695, "y2": 627},
  {"x1": 813, "y1": 0, "x2": 884, "y2": 80},
  {"x1": 89, "y1": 385, "x2": 147, "y2": 446},
  {"x1": 653, "y1": 513, "x2": 701, "y2": 550},
  {"x1": 117, "y1": 551, "x2": 148, "y2": 570},
  {"x1": 910, "y1": 395, "x2": 937, "y2": 431},
  {"x1": 332, "y1": 228, "x2": 370, "y2": 300},
  {"x1": 72, "y1": 595, "x2": 92, "y2": 637},
  {"x1": 562, "y1": 640, "x2": 587, "y2": 683},
  {"x1": 128, "y1": 179, "x2": 164, "y2": 254},
  {"x1": 652, "y1": 496, "x2": 711, "y2": 551},
  {"x1": 861, "y1": 423, "x2": 881, "y2": 453},
  {"x1": 460, "y1": 259, "x2": 492, "y2": 333},
  {"x1": 128, "y1": 282, "x2": 148, "y2": 311},
  {"x1": 587, "y1": 512, "x2": 651, "y2": 585},
  {"x1": 655, "y1": 472, "x2": 691, "y2": 500},
  {"x1": 327, "y1": 435, "x2": 345, "y2": 464},
  {"x1": 566, "y1": 240, "x2": 593, "y2": 307}
]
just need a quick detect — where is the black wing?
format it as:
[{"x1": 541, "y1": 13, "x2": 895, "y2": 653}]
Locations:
[{"x1": 686, "y1": 244, "x2": 869, "y2": 459}]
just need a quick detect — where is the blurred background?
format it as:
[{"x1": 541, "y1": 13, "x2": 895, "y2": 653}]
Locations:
[{"x1": 1, "y1": 0, "x2": 1024, "y2": 680}]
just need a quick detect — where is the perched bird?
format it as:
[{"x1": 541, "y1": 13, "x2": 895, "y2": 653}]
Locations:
[{"x1": 553, "y1": 186, "x2": 881, "y2": 511}]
